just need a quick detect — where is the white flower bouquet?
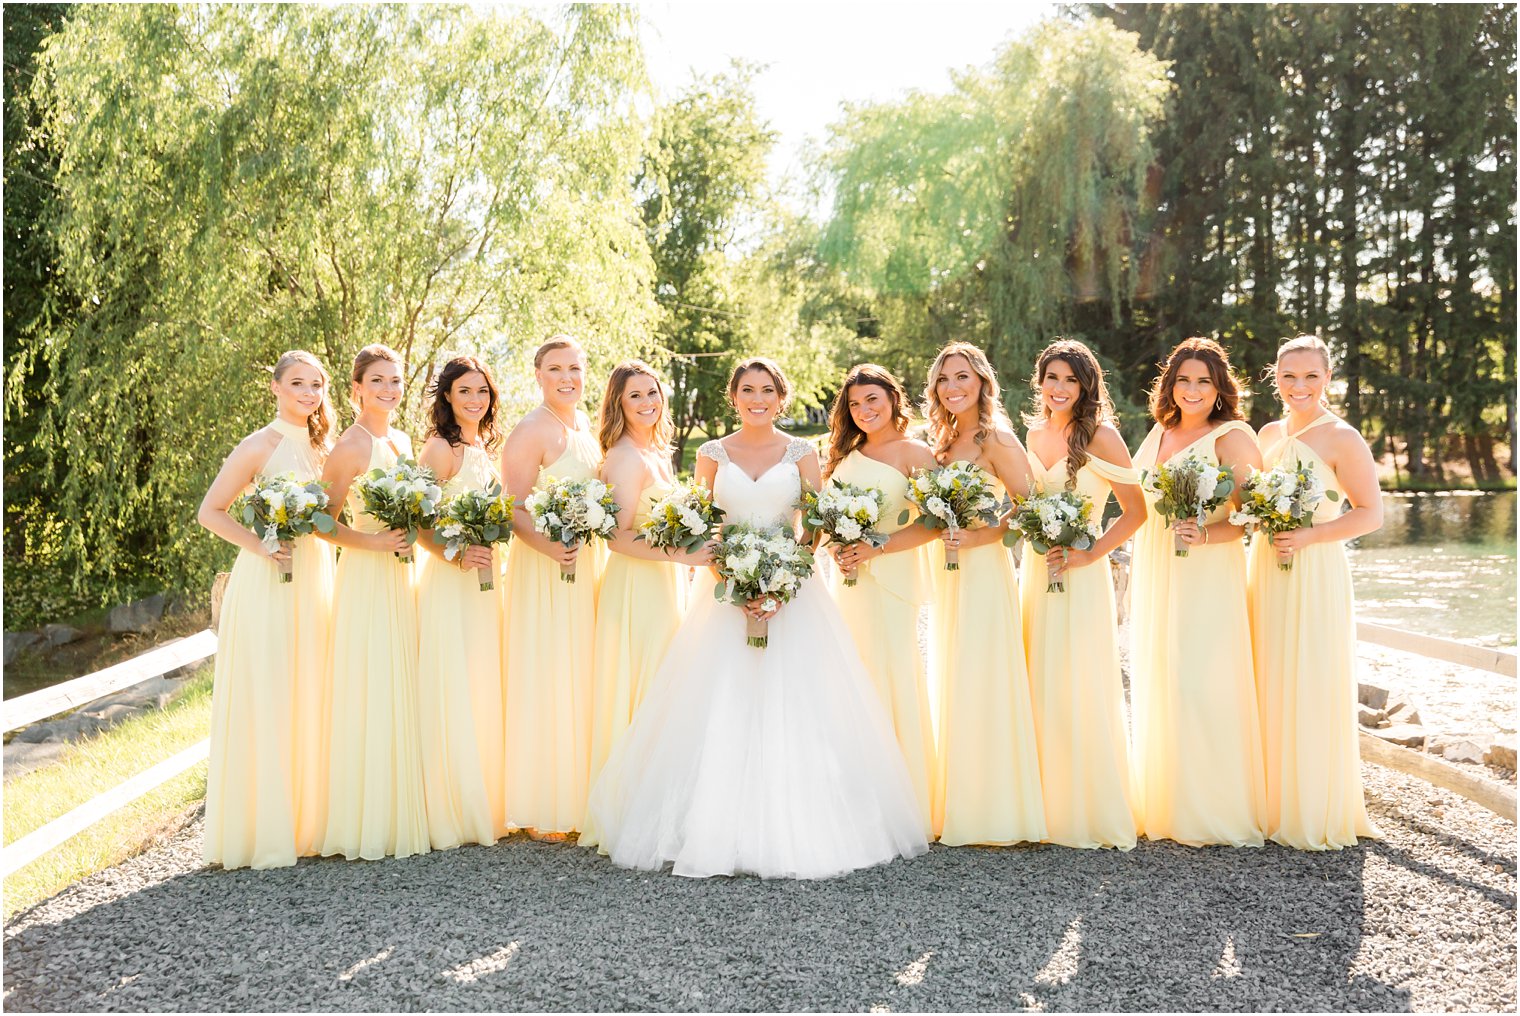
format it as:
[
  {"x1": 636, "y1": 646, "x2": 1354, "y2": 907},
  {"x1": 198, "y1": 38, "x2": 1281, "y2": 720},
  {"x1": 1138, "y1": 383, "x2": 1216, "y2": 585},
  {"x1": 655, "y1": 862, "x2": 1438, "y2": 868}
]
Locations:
[
  {"x1": 433, "y1": 480, "x2": 514, "y2": 591},
  {"x1": 1229, "y1": 461, "x2": 1340, "y2": 572},
  {"x1": 354, "y1": 459, "x2": 442, "y2": 565},
  {"x1": 525, "y1": 475, "x2": 620, "y2": 583},
  {"x1": 712, "y1": 523, "x2": 817, "y2": 648},
  {"x1": 801, "y1": 480, "x2": 888, "y2": 586},
  {"x1": 899, "y1": 461, "x2": 1010, "y2": 571},
  {"x1": 1141, "y1": 452, "x2": 1236, "y2": 557},
  {"x1": 635, "y1": 480, "x2": 725, "y2": 555},
  {"x1": 1008, "y1": 489, "x2": 1103, "y2": 593},
  {"x1": 230, "y1": 473, "x2": 337, "y2": 583}
]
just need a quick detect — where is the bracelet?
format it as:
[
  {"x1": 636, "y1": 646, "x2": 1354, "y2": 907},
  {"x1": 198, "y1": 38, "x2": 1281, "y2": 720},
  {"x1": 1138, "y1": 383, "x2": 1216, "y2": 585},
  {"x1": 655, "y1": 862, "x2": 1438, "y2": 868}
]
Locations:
[{"x1": 1201, "y1": 525, "x2": 1210, "y2": 545}]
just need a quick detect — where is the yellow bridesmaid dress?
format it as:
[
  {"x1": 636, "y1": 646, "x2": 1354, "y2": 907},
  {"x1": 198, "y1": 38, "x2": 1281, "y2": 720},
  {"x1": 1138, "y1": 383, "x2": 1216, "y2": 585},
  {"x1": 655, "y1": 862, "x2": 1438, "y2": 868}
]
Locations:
[
  {"x1": 1131, "y1": 421, "x2": 1266, "y2": 847},
  {"x1": 826, "y1": 451, "x2": 938, "y2": 837},
  {"x1": 320, "y1": 427, "x2": 430, "y2": 860},
  {"x1": 502, "y1": 426, "x2": 604, "y2": 834},
  {"x1": 204, "y1": 418, "x2": 336, "y2": 869},
  {"x1": 417, "y1": 445, "x2": 507, "y2": 850},
  {"x1": 580, "y1": 477, "x2": 690, "y2": 849},
  {"x1": 1021, "y1": 450, "x2": 1138, "y2": 850},
  {"x1": 1249, "y1": 413, "x2": 1378, "y2": 849},
  {"x1": 931, "y1": 468, "x2": 1046, "y2": 846}
]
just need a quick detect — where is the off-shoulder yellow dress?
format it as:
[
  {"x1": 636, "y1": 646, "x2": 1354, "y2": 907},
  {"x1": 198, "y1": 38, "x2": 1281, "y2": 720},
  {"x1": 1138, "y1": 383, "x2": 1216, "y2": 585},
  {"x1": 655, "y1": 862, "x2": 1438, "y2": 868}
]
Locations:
[
  {"x1": 1249, "y1": 413, "x2": 1377, "y2": 849},
  {"x1": 827, "y1": 451, "x2": 938, "y2": 837},
  {"x1": 418, "y1": 445, "x2": 507, "y2": 850},
  {"x1": 502, "y1": 427, "x2": 604, "y2": 834},
  {"x1": 1131, "y1": 421, "x2": 1265, "y2": 847},
  {"x1": 1021, "y1": 450, "x2": 1138, "y2": 850},
  {"x1": 320, "y1": 426, "x2": 430, "y2": 861},
  {"x1": 204, "y1": 418, "x2": 336, "y2": 869}
]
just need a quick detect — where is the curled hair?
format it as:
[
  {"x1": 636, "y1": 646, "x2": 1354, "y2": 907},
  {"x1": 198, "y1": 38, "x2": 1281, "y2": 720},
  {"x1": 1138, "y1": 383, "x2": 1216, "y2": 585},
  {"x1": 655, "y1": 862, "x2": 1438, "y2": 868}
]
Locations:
[
  {"x1": 1263, "y1": 333, "x2": 1333, "y2": 408},
  {"x1": 1024, "y1": 339, "x2": 1117, "y2": 489},
  {"x1": 922, "y1": 342, "x2": 1011, "y2": 459},
  {"x1": 727, "y1": 357, "x2": 792, "y2": 417},
  {"x1": 598, "y1": 360, "x2": 673, "y2": 454},
  {"x1": 271, "y1": 350, "x2": 333, "y2": 453},
  {"x1": 533, "y1": 334, "x2": 584, "y2": 369},
  {"x1": 349, "y1": 344, "x2": 403, "y2": 412},
  {"x1": 1147, "y1": 336, "x2": 1245, "y2": 429},
  {"x1": 425, "y1": 355, "x2": 502, "y2": 452},
  {"x1": 826, "y1": 363, "x2": 913, "y2": 476}
]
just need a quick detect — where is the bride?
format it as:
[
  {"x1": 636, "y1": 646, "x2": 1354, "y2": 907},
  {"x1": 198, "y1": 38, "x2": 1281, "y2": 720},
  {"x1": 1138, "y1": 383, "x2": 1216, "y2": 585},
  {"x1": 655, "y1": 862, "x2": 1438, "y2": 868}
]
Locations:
[{"x1": 585, "y1": 357, "x2": 930, "y2": 878}]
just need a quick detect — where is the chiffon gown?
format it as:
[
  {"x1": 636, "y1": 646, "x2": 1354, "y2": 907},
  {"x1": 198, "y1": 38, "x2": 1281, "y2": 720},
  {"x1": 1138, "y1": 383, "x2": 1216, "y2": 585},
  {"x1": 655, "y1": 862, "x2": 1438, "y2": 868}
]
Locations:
[
  {"x1": 320, "y1": 426, "x2": 430, "y2": 861},
  {"x1": 1021, "y1": 449, "x2": 1139, "y2": 850},
  {"x1": 580, "y1": 477, "x2": 689, "y2": 850},
  {"x1": 1131, "y1": 422, "x2": 1266, "y2": 847},
  {"x1": 502, "y1": 426, "x2": 604, "y2": 835},
  {"x1": 929, "y1": 469, "x2": 1046, "y2": 846},
  {"x1": 204, "y1": 418, "x2": 336, "y2": 869},
  {"x1": 417, "y1": 445, "x2": 507, "y2": 850},
  {"x1": 1249, "y1": 413, "x2": 1378, "y2": 849},
  {"x1": 587, "y1": 438, "x2": 929, "y2": 879},
  {"x1": 826, "y1": 450, "x2": 937, "y2": 837}
]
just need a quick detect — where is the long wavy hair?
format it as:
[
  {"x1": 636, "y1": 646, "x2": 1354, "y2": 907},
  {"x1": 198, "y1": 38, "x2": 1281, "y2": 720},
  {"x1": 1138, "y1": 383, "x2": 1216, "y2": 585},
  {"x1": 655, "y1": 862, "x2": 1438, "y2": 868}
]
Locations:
[
  {"x1": 598, "y1": 360, "x2": 673, "y2": 454},
  {"x1": 922, "y1": 342, "x2": 1011, "y2": 459},
  {"x1": 1024, "y1": 339, "x2": 1117, "y2": 488},
  {"x1": 425, "y1": 354, "x2": 502, "y2": 452},
  {"x1": 270, "y1": 350, "x2": 333, "y2": 453},
  {"x1": 1147, "y1": 336, "x2": 1245, "y2": 429},
  {"x1": 349, "y1": 343, "x2": 403, "y2": 413},
  {"x1": 825, "y1": 363, "x2": 913, "y2": 476}
]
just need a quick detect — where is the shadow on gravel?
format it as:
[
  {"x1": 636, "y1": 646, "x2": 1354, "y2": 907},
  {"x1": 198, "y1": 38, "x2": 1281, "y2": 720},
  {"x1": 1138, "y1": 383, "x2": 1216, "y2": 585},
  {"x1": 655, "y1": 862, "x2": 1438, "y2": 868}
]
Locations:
[{"x1": 2, "y1": 836, "x2": 1420, "y2": 1013}]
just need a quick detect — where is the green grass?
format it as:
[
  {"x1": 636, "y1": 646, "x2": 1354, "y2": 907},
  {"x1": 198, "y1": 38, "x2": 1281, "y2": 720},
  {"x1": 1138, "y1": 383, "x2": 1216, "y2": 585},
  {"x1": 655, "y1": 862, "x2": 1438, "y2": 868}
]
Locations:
[{"x1": 3, "y1": 668, "x2": 213, "y2": 919}]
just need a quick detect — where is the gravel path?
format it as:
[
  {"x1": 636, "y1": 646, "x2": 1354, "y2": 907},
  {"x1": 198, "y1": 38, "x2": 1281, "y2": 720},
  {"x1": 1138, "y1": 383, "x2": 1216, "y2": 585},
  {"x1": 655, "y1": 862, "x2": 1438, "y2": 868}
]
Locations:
[{"x1": 3, "y1": 764, "x2": 1513, "y2": 1013}]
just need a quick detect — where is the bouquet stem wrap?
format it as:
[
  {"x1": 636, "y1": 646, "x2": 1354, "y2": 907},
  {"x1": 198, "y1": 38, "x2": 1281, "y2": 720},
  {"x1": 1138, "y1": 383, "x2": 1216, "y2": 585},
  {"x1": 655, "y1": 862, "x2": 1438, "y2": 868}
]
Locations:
[
  {"x1": 278, "y1": 541, "x2": 294, "y2": 583},
  {"x1": 476, "y1": 564, "x2": 494, "y2": 592},
  {"x1": 560, "y1": 549, "x2": 578, "y2": 584},
  {"x1": 944, "y1": 520, "x2": 960, "y2": 572},
  {"x1": 746, "y1": 614, "x2": 768, "y2": 648},
  {"x1": 1173, "y1": 529, "x2": 1189, "y2": 558}
]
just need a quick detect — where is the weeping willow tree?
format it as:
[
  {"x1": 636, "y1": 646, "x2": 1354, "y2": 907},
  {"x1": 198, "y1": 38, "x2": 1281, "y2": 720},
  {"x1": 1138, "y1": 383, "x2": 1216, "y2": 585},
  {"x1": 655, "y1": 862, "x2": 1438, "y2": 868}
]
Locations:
[
  {"x1": 817, "y1": 17, "x2": 1171, "y2": 408},
  {"x1": 15, "y1": 3, "x2": 654, "y2": 604}
]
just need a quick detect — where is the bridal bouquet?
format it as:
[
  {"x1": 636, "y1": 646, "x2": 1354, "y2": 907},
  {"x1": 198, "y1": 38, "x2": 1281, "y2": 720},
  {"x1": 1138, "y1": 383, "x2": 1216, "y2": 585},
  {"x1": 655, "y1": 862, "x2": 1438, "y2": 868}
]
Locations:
[
  {"x1": 899, "y1": 461, "x2": 1010, "y2": 571},
  {"x1": 230, "y1": 474, "x2": 337, "y2": 583},
  {"x1": 1141, "y1": 452, "x2": 1236, "y2": 557},
  {"x1": 1229, "y1": 462, "x2": 1340, "y2": 572},
  {"x1": 800, "y1": 480, "x2": 888, "y2": 586},
  {"x1": 355, "y1": 459, "x2": 443, "y2": 565},
  {"x1": 712, "y1": 523, "x2": 816, "y2": 648},
  {"x1": 433, "y1": 481, "x2": 514, "y2": 592},
  {"x1": 1008, "y1": 490, "x2": 1103, "y2": 593},
  {"x1": 635, "y1": 480, "x2": 725, "y2": 555},
  {"x1": 525, "y1": 476, "x2": 620, "y2": 583}
]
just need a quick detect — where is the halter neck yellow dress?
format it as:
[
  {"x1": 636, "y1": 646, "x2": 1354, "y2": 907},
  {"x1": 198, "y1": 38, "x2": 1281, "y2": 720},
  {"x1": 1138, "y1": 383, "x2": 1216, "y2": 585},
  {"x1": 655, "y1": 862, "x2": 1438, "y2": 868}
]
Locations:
[
  {"x1": 204, "y1": 418, "x2": 336, "y2": 869},
  {"x1": 580, "y1": 476, "x2": 690, "y2": 849},
  {"x1": 418, "y1": 445, "x2": 507, "y2": 849},
  {"x1": 827, "y1": 450, "x2": 938, "y2": 838},
  {"x1": 929, "y1": 465, "x2": 1046, "y2": 846},
  {"x1": 1249, "y1": 413, "x2": 1377, "y2": 849},
  {"x1": 502, "y1": 426, "x2": 604, "y2": 835},
  {"x1": 1131, "y1": 421, "x2": 1266, "y2": 847},
  {"x1": 320, "y1": 426, "x2": 430, "y2": 861},
  {"x1": 1021, "y1": 448, "x2": 1139, "y2": 850}
]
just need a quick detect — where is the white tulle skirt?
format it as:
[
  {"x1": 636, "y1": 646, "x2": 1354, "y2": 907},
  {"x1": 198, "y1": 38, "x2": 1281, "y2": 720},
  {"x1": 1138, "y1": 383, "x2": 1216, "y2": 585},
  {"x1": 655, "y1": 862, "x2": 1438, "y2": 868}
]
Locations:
[{"x1": 586, "y1": 574, "x2": 930, "y2": 879}]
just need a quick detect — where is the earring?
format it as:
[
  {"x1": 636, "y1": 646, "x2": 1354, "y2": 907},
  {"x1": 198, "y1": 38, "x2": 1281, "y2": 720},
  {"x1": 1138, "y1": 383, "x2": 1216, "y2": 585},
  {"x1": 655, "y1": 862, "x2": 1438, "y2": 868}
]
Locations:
[{"x1": 1215, "y1": 396, "x2": 1224, "y2": 411}]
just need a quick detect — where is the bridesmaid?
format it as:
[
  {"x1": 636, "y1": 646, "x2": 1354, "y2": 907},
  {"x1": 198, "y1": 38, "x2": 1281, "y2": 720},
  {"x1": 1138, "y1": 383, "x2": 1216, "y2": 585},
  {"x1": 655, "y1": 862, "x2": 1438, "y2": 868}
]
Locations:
[
  {"x1": 822, "y1": 363, "x2": 939, "y2": 837},
  {"x1": 197, "y1": 350, "x2": 336, "y2": 868},
  {"x1": 1021, "y1": 339, "x2": 1146, "y2": 850},
  {"x1": 924, "y1": 342, "x2": 1046, "y2": 846},
  {"x1": 318, "y1": 344, "x2": 430, "y2": 860},
  {"x1": 501, "y1": 335, "x2": 603, "y2": 841},
  {"x1": 1130, "y1": 337, "x2": 1266, "y2": 847},
  {"x1": 581, "y1": 362, "x2": 706, "y2": 847},
  {"x1": 1250, "y1": 334, "x2": 1382, "y2": 849},
  {"x1": 416, "y1": 355, "x2": 508, "y2": 850}
]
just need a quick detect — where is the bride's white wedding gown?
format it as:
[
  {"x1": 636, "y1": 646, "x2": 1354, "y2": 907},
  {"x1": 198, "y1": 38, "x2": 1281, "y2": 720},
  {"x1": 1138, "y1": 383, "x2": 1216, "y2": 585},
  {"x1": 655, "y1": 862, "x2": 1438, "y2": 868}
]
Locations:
[{"x1": 585, "y1": 437, "x2": 931, "y2": 878}]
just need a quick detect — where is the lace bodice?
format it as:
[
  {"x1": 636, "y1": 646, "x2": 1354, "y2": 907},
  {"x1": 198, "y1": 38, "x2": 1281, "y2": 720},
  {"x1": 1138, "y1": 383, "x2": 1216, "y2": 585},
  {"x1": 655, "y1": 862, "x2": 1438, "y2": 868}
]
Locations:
[{"x1": 699, "y1": 437, "x2": 812, "y2": 529}]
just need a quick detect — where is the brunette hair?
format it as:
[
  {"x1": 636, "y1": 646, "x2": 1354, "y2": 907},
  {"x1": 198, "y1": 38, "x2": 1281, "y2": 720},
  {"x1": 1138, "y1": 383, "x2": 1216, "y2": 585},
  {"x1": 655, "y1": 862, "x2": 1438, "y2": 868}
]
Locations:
[
  {"x1": 825, "y1": 363, "x2": 913, "y2": 476},
  {"x1": 425, "y1": 354, "x2": 502, "y2": 452},
  {"x1": 727, "y1": 357, "x2": 792, "y2": 416},
  {"x1": 349, "y1": 344, "x2": 403, "y2": 413},
  {"x1": 598, "y1": 360, "x2": 673, "y2": 454},
  {"x1": 1264, "y1": 333, "x2": 1333, "y2": 407},
  {"x1": 271, "y1": 350, "x2": 334, "y2": 453},
  {"x1": 1147, "y1": 336, "x2": 1245, "y2": 429},
  {"x1": 533, "y1": 334, "x2": 584, "y2": 369},
  {"x1": 1024, "y1": 339, "x2": 1117, "y2": 488},
  {"x1": 923, "y1": 342, "x2": 1011, "y2": 459}
]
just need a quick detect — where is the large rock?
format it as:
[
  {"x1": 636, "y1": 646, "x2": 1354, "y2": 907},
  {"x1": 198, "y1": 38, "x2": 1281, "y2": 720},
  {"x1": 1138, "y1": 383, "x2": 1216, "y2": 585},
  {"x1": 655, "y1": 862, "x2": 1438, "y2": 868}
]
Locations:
[
  {"x1": 1357, "y1": 682, "x2": 1390, "y2": 711},
  {"x1": 40, "y1": 623, "x2": 83, "y2": 649},
  {"x1": 1434, "y1": 739, "x2": 1485, "y2": 765},
  {"x1": 3, "y1": 631, "x2": 42, "y2": 665},
  {"x1": 1485, "y1": 736, "x2": 1516, "y2": 771},
  {"x1": 1385, "y1": 701, "x2": 1422, "y2": 727},
  {"x1": 1358, "y1": 705, "x2": 1386, "y2": 728},
  {"x1": 108, "y1": 593, "x2": 165, "y2": 633},
  {"x1": 1370, "y1": 723, "x2": 1426, "y2": 749}
]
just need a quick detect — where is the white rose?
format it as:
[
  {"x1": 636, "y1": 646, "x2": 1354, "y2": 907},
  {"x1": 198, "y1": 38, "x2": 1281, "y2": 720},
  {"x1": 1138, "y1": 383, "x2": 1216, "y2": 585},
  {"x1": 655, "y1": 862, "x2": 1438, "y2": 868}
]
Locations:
[
  {"x1": 836, "y1": 518, "x2": 862, "y2": 543},
  {"x1": 584, "y1": 502, "x2": 607, "y2": 531},
  {"x1": 1273, "y1": 496, "x2": 1293, "y2": 517},
  {"x1": 925, "y1": 496, "x2": 950, "y2": 520}
]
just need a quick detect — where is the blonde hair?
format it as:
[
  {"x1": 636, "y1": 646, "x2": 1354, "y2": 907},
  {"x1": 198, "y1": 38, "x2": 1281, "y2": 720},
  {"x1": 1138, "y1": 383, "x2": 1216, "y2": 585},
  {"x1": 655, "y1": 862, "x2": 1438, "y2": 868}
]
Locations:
[
  {"x1": 598, "y1": 360, "x2": 673, "y2": 454},
  {"x1": 348, "y1": 344, "x2": 402, "y2": 413},
  {"x1": 923, "y1": 342, "x2": 1011, "y2": 459},
  {"x1": 272, "y1": 350, "x2": 333, "y2": 452},
  {"x1": 1265, "y1": 333, "x2": 1333, "y2": 408},
  {"x1": 533, "y1": 334, "x2": 585, "y2": 369}
]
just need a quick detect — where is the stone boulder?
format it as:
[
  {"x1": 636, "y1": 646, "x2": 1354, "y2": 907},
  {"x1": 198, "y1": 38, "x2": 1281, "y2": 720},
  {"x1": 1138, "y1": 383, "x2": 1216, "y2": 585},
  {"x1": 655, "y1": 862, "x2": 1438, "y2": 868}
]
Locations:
[
  {"x1": 40, "y1": 623, "x2": 84, "y2": 649},
  {"x1": 3, "y1": 630, "x2": 42, "y2": 665},
  {"x1": 1485, "y1": 736, "x2": 1516, "y2": 771},
  {"x1": 1358, "y1": 704, "x2": 1386, "y2": 728},
  {"x1": 1434, "y1": 739, "x2": 1485, "y2": 765},
  {"x1": 1371, "y1": 723, "x2": 1426, "y2": 749},
  {"x1": 108, "y1": 593, "x2": 165, "y2": 633},
  {"x1": 1385, "y1": 699, "x2": 1422, "y2": 727},
  {"x1": 1357, "y1": 682, "x2": 1390, "y2": 711}
]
